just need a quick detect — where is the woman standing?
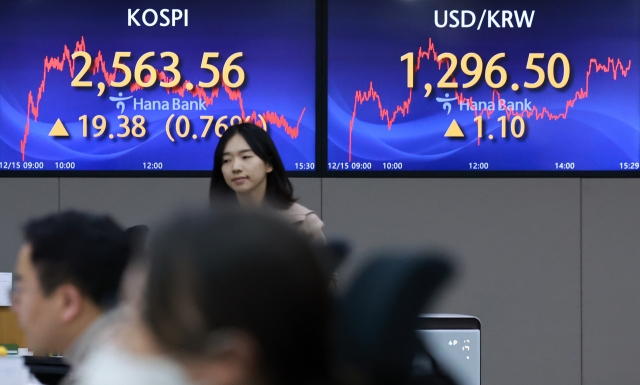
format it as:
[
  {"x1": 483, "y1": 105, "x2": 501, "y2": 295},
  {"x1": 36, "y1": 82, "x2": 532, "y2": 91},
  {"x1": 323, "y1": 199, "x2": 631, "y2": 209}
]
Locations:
[{"x1": 210, "y1": 123, "x2": 325, "y2": 244}]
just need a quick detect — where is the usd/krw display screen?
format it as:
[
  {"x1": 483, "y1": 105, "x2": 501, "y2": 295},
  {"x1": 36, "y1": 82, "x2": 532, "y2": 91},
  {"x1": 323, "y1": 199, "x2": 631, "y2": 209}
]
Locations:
[
  {"x1": 327, "y1": 0, "x2": 639, "y2": 172},
  {"x1": 0, "y1": 0, "x2": 316, "y2": 172}
]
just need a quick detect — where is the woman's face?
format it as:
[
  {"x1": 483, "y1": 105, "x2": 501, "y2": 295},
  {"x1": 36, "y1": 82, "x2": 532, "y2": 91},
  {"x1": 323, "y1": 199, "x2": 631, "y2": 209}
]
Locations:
[{"x1": 221, "y1": 134, "x2": 273, "y2": 199}]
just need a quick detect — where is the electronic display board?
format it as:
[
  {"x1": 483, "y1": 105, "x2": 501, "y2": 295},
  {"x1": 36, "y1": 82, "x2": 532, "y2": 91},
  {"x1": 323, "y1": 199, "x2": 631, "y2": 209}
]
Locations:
[
  {"x1": 0, "y1": 0, "x2": 317, "y2": 173},
  {"x1": 327, "y1": 0, "x2": 640, "y2": 172}
]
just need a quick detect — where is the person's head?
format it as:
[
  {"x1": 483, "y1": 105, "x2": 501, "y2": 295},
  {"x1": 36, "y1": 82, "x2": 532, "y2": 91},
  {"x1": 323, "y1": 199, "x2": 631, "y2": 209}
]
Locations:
[
  {"x1": 144, "y1": 209, "x2": 332, "y2": 385},
  {"x1": 11, "y1": 211, "x2": 131, "y2": 354},
  {"x1": 210, "y1": 123, "x2": 295, "y2": 208}
]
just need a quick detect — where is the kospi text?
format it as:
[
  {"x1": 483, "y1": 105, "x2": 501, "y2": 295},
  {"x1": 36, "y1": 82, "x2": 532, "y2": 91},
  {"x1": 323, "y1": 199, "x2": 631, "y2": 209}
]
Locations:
[{"x1": 128, "y1": 9, "x2": 188, "y2": 27}]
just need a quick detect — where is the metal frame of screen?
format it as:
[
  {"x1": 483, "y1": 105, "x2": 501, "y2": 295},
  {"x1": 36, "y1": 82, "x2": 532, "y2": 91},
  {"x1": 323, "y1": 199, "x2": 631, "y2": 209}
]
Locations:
[
  {"x1": 3, "y1": 0, "x2": 639, "y2": 177},
  {"x1": 321, "y1": 0, "x2": 640, "y2": 178}
]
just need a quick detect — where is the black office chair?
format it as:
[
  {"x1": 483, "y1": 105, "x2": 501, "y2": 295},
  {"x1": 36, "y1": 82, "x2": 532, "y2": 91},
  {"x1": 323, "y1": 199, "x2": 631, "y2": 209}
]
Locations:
[
  {"x1": 124, "y1": 224, "x2": 150, "y2": 255},
  {"x1": 323, "y1": 240, "x2": 350, "y2": 273},
  {"x1": 334, "y1": 250, "x2": 455, "y2": 385}
]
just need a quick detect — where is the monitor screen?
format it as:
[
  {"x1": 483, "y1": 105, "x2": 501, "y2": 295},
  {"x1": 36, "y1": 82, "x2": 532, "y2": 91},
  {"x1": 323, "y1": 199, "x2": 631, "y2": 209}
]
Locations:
[
  {"x1": 0, "y1": 0, "x2": 317, "y2": 173},
  {"x1": 327, "y1": 0, "x2": 640, "y2": 172},
  {"x1": 416, "y1": 316, "x2": 481, "y2": 385}
]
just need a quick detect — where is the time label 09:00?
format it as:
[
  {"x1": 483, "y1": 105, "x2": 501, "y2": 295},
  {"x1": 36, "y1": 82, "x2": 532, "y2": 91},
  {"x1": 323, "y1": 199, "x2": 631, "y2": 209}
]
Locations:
[{"x1": 1, "y1": 162, "x2": 45, "y2": 169}]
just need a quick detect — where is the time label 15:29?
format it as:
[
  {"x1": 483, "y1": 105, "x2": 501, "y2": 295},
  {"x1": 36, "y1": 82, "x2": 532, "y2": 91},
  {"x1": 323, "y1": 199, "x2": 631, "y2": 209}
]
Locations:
[{"x1": 620, "y1": 162, "x2": 640, "y2": 170}]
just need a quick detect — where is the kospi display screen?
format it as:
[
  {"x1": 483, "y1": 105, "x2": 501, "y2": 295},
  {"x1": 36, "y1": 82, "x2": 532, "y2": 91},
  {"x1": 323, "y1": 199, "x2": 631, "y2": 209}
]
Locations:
[
  {"x1": 327, "y1": 0, "x2": 640, "y2": 172},
  {"x1": 0, "y1": 1, "x2": 317, "y2": 173}
]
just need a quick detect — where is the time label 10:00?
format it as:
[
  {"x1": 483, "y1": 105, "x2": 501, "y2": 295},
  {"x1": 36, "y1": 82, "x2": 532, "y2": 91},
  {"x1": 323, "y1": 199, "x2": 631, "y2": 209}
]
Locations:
[
  {"x1": 71, "y1": 51, "x2": 245, "y2": 90},
  {"x1": 402, "y1": 52, "x2": 570, "y2": 91}
]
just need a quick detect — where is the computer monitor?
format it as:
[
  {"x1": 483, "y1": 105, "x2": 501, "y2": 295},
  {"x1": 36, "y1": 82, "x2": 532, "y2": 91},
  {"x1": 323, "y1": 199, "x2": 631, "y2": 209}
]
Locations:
[{"x1": 416, "y1": 314, "x2": 481, "y2": 385}]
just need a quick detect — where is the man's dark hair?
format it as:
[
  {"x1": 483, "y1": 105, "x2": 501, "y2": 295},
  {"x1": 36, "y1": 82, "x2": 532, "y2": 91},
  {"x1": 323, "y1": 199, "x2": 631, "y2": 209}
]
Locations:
[
  {"x1": 23, "y1": 211, "x2": 131, "y2": 309},
  {"x1": 145, "y1": 208, "x2": 332, "y2": 385},
  {"x1": 209, "y1": 123, "x2": 296, "y2": 209}
]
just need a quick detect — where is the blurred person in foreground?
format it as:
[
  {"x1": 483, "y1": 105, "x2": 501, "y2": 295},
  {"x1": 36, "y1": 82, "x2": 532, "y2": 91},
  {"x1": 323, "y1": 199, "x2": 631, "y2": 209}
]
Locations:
[
  {"x1": 11, "y1": 211, "x2": 131, "y2": 385},
  {"x1": 143, "y1": 208, "x2": 334, "y2": 385},
  {"x1": 76, "y1": 224, "x2": 192, "y2": 385},
  {"x1": 76, "y1": 254, "x2": 193, "y2": 385}
]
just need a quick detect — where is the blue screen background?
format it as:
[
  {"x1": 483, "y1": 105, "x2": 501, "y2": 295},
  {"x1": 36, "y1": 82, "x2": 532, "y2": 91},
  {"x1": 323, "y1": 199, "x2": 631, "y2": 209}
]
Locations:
[
  {"x1": 327, "y1": 0, "x2": 640, "y2": 171},
  {"x1": 0, "y1": 0, "x2": 316, "y2": 171}
]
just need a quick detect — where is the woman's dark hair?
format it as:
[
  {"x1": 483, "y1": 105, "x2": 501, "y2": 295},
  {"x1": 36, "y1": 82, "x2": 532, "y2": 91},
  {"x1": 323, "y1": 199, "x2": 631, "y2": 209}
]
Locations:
[
  {"x1": 144, "y1": 209, "x2": 332, "y2": 385},
  {"x1": 209, "y1": 123, "x2": 295, "y2": 209}
]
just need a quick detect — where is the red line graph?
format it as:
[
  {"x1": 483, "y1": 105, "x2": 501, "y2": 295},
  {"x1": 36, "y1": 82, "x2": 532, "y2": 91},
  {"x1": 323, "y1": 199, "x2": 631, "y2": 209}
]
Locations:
[
  {"x1": 20, "y1": 36, "x2": 304, "y2": 161},
  {"x1": 348, "y1": 38, "x2": 632, "y2": 161}
]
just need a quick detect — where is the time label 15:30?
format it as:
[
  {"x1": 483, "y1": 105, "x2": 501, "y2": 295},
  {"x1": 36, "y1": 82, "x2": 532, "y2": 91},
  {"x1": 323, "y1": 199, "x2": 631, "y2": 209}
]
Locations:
[{"x1": 294, "y1": 163, "x2": 315, "y2": 170}]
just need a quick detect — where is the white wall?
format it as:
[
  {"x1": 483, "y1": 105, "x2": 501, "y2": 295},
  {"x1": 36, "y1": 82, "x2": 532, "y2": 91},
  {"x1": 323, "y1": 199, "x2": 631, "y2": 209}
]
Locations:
[{"x1": 0, "y1": 177, "x2": 636, "y2": 384}]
